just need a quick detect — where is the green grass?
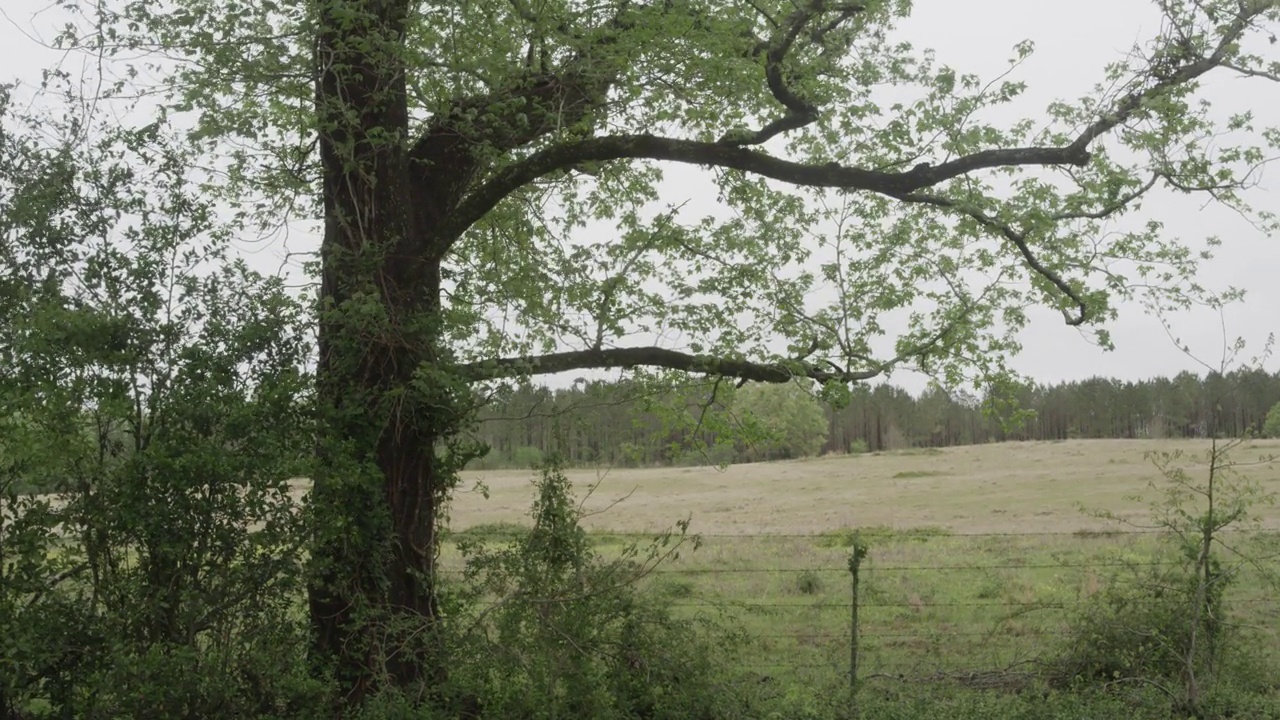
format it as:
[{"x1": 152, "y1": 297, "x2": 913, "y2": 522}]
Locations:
[
  {"x1": 20, "y1": 438, "x2": 1280, "y2": 717},
  {"x1": 444, "y1": 438, "x2": 1280, "y2": 536},
  {"x1": 439, "y1": 527, "x2": 1280, "y2": 696},
  {"x1": 413, "y1": 439, "x2": 1280, "y2": 714}
]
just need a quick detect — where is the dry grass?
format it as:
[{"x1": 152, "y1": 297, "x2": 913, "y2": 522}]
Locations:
[
  {"x1": 444, "y1": 438, "x2": 1280, "y2": 535},
  {"x1": 278, "y1": 439, "x2": 1280, "y2": 684}
]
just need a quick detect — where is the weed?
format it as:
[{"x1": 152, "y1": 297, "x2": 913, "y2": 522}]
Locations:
[
  {"x1": 795, "y1": 571, "x2": 823, "y2": 595},
  {"x1": 656, "y1": 578, "x2": 697, "y2": 599},
  {"x1": 1072, "y1": 528, "x2": 1123, "y2": 539},
  {"x1": 892, "y1": 470, "x2": 947, "y2": 479}
]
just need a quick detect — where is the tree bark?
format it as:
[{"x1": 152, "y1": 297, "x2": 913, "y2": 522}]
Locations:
[{"x1": 307, "y1": 0, "x2": 452, "y2": 703}]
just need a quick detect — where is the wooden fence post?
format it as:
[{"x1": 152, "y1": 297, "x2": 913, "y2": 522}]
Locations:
[{"x1": 848, "y1": 536, "x2": 869, "y2": 713}]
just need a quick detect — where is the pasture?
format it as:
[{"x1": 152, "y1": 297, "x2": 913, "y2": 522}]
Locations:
[
  {"x1": 445, "y1": 438, "x2": 1280, "y2": 535},
  {"x1": 441, "y1": 438, "x2": 1280, "y2": 691}
]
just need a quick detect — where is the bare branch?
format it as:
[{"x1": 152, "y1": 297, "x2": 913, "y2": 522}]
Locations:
[
  {"x1": 24, "y1": 562, "x2": 89, "y2": 609},
  {"x1": 1221, "y1": 61, "x2": 1280, "y2": 82},
  {"x1": 1067, "y1": 2, "x2": 1273, "y2": 153},
  {"x1": 1050, "y1": 173, "x2": 1161, "y2": 222}
]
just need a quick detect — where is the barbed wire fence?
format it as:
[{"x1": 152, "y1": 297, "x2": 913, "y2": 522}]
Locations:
[{"x1": 442, "y1": 527, "x2": 1280, "y2": 688}]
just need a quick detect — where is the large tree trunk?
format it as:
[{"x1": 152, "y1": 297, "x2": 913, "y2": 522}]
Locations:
[{"x1": 306, "y1": 0, "x2": 453, "y2": 703}]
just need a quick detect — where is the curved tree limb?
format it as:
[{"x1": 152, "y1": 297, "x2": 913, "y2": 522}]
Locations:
[
  {"x1": 1069, "y1": 1, "x2": 1274, "y2": 151},
  {"x1": 721, "y1": 1, "x2": 867, "y2": 147},
  {"x1": 1050, "y1": 172, "x2": 1161, "y2": 222},
  {"x1": 404, "y1": 1, "x2": 645, "y2": 238},
  {"x1": 1221, "y1": 61, "x2": 1280, "y2": 82},
  {"x1": 445, "y1": 0, "x2": 1275, "y2": 247},
  {"x1": 456, "y1": 319, "x2": 958, "y2": 385},
  {"x1": 455, "y1": 346, "x2": 883, "y2": 384},
  {"x1": 442, "y1": 138, "x2": 1093, "y2": 240}
]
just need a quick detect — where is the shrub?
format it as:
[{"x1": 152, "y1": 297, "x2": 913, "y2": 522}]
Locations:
[
  {"x1": 437, "y1": 454, "x2": 750, "y2": 720},
  {"x1": 0, "y1": 122, "x2": 321, "y2": 717},
  {"x1": 1053, "y1": 559, "x2": 1229, "y2": 686},
  {"x1": 795, "y1": 570, "x2": 823, "y2": 595}
]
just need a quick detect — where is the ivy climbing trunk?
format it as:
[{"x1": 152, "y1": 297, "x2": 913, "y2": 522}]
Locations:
[{"x1": 307, "y1": 0, "x2": 456, "y2": 703}]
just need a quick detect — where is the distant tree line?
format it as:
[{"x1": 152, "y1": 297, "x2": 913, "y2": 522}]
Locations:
[{"x1": 469, "y1": 369, "x2": 1280, "y2": 469}]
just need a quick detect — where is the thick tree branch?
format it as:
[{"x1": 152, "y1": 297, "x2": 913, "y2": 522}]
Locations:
[
  {"x1": 456, "y1": 317, "x2": 960, "y2": 384},
  {"x1": 455, "y1": 346, "x2": 883, "y2": 384},
  {"x1": 443, "y1": 138, "x2": 1093, "y2": 240},
  {"x1": 409, "y1": 1, "x2": 641, "y2": 165},
  {"x1": 447, "y1": 1, "x2": 1274, "y2": 245}
]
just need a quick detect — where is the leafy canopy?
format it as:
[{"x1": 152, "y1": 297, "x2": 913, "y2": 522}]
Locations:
[{"x1": 37, "y1": 0, "x2": 1280, "y2": 397}]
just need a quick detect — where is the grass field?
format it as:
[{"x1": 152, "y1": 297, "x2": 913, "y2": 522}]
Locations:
[
  {"x1": 441, "y1": 438, "x2": 1280, "y2": 692},
  {"x1": 446, "y1": 438, "x2": 1280, "y2": 535}
]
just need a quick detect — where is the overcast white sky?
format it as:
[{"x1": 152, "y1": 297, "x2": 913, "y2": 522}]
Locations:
[
  {"x1": 2, "y1": 0, "x2": 1276, "y2": 392},
  {"x1": 895, "y1": 1, "x2": 1279, "y2": 386}
]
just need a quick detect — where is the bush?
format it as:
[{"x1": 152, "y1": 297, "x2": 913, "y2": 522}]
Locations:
[
  {"x1": 848, "y1": 439, "x2": 870, "y2": 454},
  {"x1": 794, "y1": 570, "x2": 823, "y2": 595},
  {"x1": 1053, "y1": 559, "x2": 1228, "y2": 686},
  {"x1": 435, "y1": 454, "x2": 751, "y2": 720},
  {"x1": 0, "y1": 120, "x2": 322, "y2": 717},
  {"x1": 845, "y1": 686, "x2": 1196, "y2": 720}
]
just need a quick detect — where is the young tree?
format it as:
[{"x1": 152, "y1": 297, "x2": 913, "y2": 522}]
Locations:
[
  {"x1": 735, "y1": 382, "x2": 829, "y2": 461},
  {"x1": 1264, "y1": 401, "x2": 1280, "y2": 438},
  {"x1": 34, "y1": 0, "x2": 1280, "y2": 701}
]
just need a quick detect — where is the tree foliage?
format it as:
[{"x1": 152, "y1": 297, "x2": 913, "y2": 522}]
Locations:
[
  {"x1": 0, "y1": 85, "x2": 322, "y2": 716},
  {"x1": 8, "y1": 0, "x2": 1280, "y2": 709},
  {"x1": 733, "y1": 382, "x2": 829, "y2": 461},
  {"x1": 52, "y1": 0, "x2": 1280, "y2": 388},
  {"x1": 1264, "y1": 401, "x2": 1280, "y2": 438}
]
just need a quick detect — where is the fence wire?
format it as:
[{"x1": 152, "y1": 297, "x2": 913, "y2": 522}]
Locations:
[{"x1": 442, "y1": 528, "x2": 1280, "y2": 681}]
